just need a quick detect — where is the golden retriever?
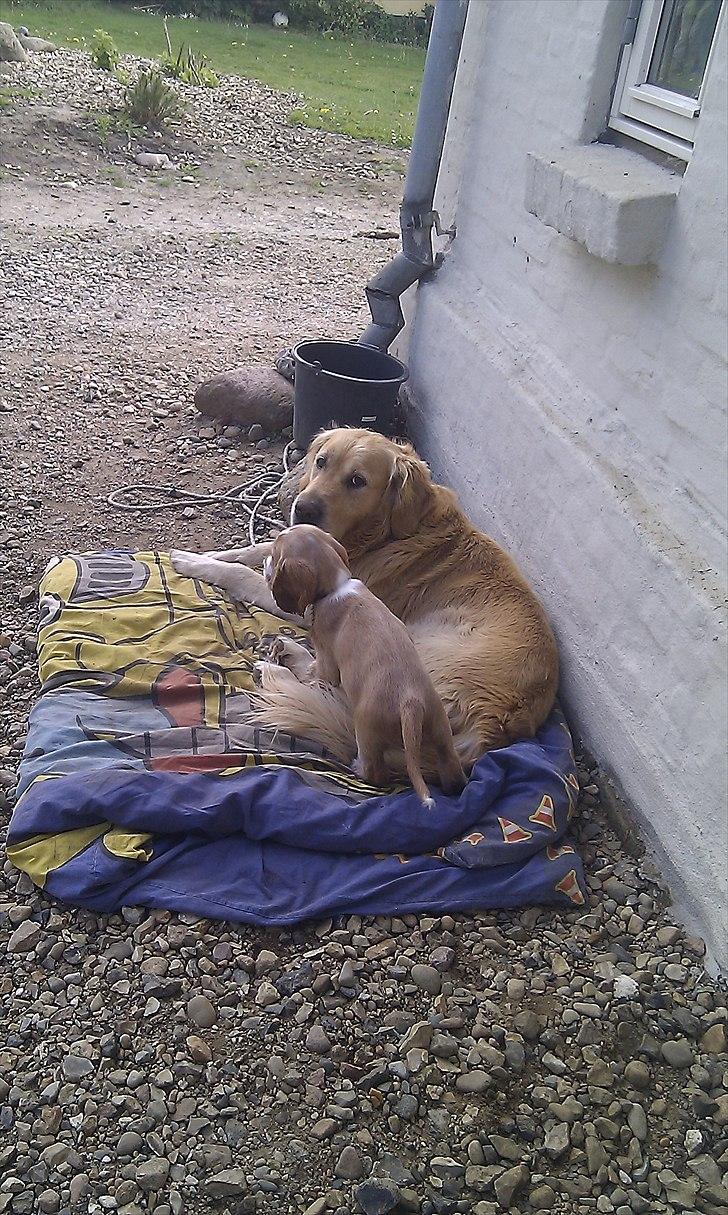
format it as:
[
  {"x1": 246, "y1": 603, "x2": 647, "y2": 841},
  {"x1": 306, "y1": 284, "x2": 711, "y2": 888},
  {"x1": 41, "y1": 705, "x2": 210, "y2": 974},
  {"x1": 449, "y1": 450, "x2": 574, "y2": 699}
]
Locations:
[{"x1": 171, "y1": 428, "x2": 559, "y2": 772}]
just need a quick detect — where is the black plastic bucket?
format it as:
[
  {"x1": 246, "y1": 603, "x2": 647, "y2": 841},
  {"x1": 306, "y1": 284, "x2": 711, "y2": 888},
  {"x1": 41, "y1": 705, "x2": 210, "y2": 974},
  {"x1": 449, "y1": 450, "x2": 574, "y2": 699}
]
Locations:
[{"x1": 292, "y1": 339, "x2": 409, "y2": 449}]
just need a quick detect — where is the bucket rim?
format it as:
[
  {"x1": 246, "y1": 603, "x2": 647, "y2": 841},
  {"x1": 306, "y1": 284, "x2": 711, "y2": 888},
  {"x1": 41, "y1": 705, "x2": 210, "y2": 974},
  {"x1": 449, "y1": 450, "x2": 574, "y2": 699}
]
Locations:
[{"x1": 293, "y1": 338, "x2": 409, "y2": 385}]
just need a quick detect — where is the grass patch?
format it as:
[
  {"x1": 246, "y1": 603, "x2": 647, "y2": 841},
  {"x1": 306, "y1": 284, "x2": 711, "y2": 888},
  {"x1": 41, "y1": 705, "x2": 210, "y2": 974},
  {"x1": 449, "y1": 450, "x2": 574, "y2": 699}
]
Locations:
[
  {"x1": 0, "y1": 84, "x2": 40, "y2": 105},
  {"x1": 2, "y1": 0, "x2": 424, "y2": 146}
]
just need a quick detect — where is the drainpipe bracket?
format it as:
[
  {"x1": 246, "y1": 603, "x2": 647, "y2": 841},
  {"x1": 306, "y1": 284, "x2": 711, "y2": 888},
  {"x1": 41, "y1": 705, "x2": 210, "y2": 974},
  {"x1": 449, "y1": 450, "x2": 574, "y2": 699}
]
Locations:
[{"x1": 402, "y1": 209, "x2": 455, "y2": 238}]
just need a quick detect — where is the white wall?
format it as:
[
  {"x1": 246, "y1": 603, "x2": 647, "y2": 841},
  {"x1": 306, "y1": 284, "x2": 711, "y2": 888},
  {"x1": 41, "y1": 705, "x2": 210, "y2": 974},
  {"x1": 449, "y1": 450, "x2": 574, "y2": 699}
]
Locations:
[{"x1": 397, "y1": 0, "x2": 728, "y2": 967}]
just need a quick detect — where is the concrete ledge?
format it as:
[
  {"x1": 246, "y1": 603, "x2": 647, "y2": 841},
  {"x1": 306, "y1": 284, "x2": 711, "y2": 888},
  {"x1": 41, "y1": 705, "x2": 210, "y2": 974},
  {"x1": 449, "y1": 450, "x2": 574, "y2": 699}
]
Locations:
[{"x1": 525, "y1": 144, "x2": 681, "y2": 265}]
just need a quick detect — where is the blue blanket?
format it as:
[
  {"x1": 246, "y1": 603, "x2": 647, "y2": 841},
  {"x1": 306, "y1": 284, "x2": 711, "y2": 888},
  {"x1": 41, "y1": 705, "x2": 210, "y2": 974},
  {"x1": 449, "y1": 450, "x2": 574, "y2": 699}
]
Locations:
[{"x1": 7, "y1": 551, "x2": 586, "y2": 921}]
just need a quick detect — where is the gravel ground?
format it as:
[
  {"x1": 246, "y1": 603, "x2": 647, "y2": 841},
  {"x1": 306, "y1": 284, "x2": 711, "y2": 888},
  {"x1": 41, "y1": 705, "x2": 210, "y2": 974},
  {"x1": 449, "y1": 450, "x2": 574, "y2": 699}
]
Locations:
[{"x1": 1, "y1": 46, "x2": 727, "y2": 1215}]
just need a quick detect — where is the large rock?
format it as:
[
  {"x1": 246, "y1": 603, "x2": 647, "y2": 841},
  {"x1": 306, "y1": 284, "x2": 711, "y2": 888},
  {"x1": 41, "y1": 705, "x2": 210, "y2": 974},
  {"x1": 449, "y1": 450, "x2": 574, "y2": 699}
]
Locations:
[
  {"x1": 194, "y1": 364, "x2": 293, "y2": 433},
  {"x1": 18, "y1": 33, "x2": 56, "y2": 53},
  {"x1": 0, "y1": 23, "x2": 28, "y2": 62}
]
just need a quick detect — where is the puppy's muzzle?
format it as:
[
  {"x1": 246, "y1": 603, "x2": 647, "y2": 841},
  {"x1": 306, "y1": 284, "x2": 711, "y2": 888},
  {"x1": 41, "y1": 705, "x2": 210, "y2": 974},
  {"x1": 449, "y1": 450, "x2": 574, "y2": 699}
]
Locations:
[{"x1": 291, "y1": 495, "x2": 324, "y2": 526}]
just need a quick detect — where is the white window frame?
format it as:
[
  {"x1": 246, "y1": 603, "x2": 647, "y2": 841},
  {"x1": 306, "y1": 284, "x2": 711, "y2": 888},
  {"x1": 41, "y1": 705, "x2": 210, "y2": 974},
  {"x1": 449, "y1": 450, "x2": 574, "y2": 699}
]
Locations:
[{"x1": 609, "y1": 0, "x2": 725, "y2": 160}]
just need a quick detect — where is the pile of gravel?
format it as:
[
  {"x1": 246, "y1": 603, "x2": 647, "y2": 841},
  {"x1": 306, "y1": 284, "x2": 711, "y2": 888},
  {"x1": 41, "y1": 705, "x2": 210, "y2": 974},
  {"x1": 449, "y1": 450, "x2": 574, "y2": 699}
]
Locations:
[{"x1": 3, "y1": 48, "x2": 391, "y2": 179}]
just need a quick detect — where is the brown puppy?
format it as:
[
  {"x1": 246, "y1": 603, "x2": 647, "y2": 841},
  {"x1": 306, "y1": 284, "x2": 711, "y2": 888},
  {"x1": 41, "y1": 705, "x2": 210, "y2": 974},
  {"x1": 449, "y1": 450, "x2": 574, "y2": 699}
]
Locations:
[{"x1": 266, "y1": 525, "x2": 467, "y2": 806}]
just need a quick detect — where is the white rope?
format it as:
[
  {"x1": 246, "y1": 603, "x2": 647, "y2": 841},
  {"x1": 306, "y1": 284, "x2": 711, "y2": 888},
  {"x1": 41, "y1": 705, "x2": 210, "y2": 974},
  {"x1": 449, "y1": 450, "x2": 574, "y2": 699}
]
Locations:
[{"x1": 106, "y1": 442, "x2": 296, "y2": 545}]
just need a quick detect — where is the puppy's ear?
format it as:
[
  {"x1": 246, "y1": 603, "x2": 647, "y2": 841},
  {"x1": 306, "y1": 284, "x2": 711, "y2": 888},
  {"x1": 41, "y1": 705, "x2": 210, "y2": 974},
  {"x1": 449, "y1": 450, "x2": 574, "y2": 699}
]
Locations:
[
  {"x1": 270, "y1": 558, "x2": 317, "y2": 616},
  {"x1": 389, "y1": 446, "x2": 432, "y2": 539},
  {"x1": 319, "y1": 532, "x2": 349, "y2": 566}
]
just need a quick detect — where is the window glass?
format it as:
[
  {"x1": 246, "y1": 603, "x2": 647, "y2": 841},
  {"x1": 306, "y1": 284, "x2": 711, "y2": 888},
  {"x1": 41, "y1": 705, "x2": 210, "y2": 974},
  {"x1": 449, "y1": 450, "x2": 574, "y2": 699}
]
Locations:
[{"x1": 648, "y1": 0, "x2": 722, "y2": 98}]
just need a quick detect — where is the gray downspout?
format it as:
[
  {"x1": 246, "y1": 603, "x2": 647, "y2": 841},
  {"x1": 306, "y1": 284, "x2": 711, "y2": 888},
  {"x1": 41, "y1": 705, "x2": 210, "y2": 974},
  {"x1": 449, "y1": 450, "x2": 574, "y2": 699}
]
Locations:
[{"x1": 359, "y1": 0, "x2": 469, "y2": 352}]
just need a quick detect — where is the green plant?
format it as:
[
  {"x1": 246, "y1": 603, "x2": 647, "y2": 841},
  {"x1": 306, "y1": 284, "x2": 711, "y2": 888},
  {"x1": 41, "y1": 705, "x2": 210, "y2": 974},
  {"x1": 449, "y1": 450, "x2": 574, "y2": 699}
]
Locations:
[
  {"x1": 94, "y1": 111, "x2": 114, "y2": 143},
  {"x1": 162, "y1": 45, "x2": 219, "y2": 87},
  {"x1": 123, "y1": 70, "x2": 183, "y2": 129},
  {"x1": 90, "y1": 28, "x2": 119, "y2": 71}
]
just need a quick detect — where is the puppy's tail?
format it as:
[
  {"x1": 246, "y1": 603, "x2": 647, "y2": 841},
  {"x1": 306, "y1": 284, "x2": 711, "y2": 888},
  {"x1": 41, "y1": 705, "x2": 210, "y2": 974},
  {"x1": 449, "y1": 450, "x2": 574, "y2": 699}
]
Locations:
[{"x1": 400, "y1": 700, "x2": 434, "y2": 809}]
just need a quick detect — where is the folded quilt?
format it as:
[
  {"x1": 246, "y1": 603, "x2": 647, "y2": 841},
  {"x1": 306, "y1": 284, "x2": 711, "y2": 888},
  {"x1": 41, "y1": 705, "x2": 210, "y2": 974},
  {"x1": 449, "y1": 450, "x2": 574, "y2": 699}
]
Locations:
[{"x1": 7, "y1": 550, "x2": 586, "y2": 922}]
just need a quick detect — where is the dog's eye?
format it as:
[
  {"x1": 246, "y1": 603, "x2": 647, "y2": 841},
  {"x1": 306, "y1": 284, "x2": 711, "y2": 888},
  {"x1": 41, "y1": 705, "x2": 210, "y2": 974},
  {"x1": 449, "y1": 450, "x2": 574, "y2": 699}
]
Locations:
[
  {"x1": 348, "y1": 474, "x2": 367, "y2": 489},
  {"x1": 315, "y1": 454, "x2": 327, "y2": 469}
]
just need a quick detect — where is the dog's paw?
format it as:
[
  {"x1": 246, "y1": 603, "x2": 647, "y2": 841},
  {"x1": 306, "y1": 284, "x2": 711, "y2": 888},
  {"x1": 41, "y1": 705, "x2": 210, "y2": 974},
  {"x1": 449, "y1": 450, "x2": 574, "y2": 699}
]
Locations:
[
  {"x1": 269, "y1": 637, "x2": 286, "y2": 665},
  {"x1": 170, "y1": 550, "x2": 202, "y2": 578}
]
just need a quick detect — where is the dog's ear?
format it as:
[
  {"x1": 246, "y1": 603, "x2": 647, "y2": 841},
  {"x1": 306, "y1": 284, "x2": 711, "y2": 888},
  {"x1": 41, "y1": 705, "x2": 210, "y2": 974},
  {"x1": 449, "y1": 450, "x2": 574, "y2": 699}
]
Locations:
[
  {"x1": 270, "y1": 558, "x2": 317, "y2": 616},
  {"x1": 389, "y1": 446, "x2": 432, "y2": 539}
]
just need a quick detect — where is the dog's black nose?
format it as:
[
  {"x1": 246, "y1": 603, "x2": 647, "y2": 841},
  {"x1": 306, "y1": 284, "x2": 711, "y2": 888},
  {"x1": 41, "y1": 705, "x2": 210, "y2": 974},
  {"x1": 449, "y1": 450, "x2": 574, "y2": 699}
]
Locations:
[{"x1": 292, "y1": 497, "x2": 323, "y2": 526}]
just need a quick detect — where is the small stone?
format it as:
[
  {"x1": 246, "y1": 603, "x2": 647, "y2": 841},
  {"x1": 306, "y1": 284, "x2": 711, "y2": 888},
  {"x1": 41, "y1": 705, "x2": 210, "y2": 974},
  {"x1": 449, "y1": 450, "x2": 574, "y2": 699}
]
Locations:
[
  {"x1": 400, "y1": 1021, "x2": 433, "y2": 1052},
  {"x1": 7, "y1": 920, "x2": 42, "y2": 952},
  {"x1": 62, "y1": 1055, "x2": 94, "y2": 1080},
  {"x1": 656, "y1": 925, "x2": 682, "y2": 945},
  {"x1": 256, "y1": 980, "x2": 279, "y2": 1006},
  {"x1": 489, "y1": 1135, "x2": 521, "y2": 1161},
  {"x1": 661, "y1": 1038, "x2": 693, "y2": 1068},
  {"x1": 455, "y1": 1070, "x2": 490, "y2": 1094},
  {"x1": 586, "y1": 1137, "x2": 608, "y2": 1174},
  {"x1": 544, "y1": 1122, "x2": 570, "y2": 1159},
  {"x1": 684, "y1": 1128, "x2": 703, "y2": 1156},
  {"x1": 624, "y1": 1059, "x2": 650, "y2": 1089},
  {"x1": 505, "y1": 1041, "x2": 526, "y2": 1071},
  {"x1": 430, "y1": 1156, "x2": 466, "y2": 1179},
  {"x1": 311, "y1": 1118, "x2": 338, "y2": 1140},
  {"x1": 429, "y1": 945, "x2": 456, "y2": 971},
  {"x1": 303, "y1": 1202, "x2": 327, "y2": 1215},
  {"x1": 69, "y1": 1177, "x2": 90, "y2": 1205},
  {"x1": 613, "y1": 974, "x2": 639, "y2": 1000},
  {"x1": 306, "y1": 1024, "x2": 332, "y2": 1054},
  {"x1": 530, "y1": 1184, "x2": 556, "y2": 1209},
  {"x1": 134, "y1": 152, "x2": 170, "y2": 170},
  {"x1": 700, "y1": 1022, "x2": 727, "y2": 1053},
  {"x1": 513, "y1": 1010, "x2": 541, "y2": 1040},
  {"x1": 136, "y1": 1157, "x2": 170, "y2": 1192},
  {"x1": 186, "y1": 1035, "x2": 212, "y2": 1063},
  {"x1": 335, "y1": 1145, "x2": 365, "y2": 1179},
  {"x1": 37, "y1": 1191, "x2": 60, "y2": 1214},
  {"x1": 116, "y1": 1132, "x2": 143, "y2": 1156},
  {"x1": 187, "y1": 995, "x2": 217, "y2": 1028},
  {"x1": 494, "y1": 1163, "x2": 529, "y2": 1207},
  {"x1": 627, "y1": 1103, "x2": 648, "y2": 1141},
  {"x1": 410, "y1": 963, "x2": 442, "y2": 994},
  {"x1": 255, "y1": 948, "x2": 279, "y2": 974},
  {"x1": 204, "y1": 1168, "x2": 248, "y2": 1198},
  {"x1": 354, "y1": 1178, "x2": 400, "y2": 1215}
]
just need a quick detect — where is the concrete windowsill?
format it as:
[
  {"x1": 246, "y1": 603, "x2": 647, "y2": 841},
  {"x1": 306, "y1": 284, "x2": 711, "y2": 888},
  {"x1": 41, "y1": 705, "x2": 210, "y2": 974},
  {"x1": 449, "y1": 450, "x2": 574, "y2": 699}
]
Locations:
[{"x1": 525, "y1": 144, "x2": 681, "y2": 266}]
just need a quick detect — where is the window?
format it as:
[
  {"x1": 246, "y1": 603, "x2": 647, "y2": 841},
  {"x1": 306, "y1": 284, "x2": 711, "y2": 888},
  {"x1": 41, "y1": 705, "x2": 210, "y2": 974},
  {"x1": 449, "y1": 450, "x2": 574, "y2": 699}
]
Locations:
[{"x1": 610, "y1": 0, "x2": 724, "y2": 160}]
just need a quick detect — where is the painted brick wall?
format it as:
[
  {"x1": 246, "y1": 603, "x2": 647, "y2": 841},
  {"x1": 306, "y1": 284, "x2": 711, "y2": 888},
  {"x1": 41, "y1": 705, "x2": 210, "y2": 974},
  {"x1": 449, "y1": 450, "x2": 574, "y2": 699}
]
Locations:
[{"x1": 396, "y1": 0, "x2": 728, "y2": 966}]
